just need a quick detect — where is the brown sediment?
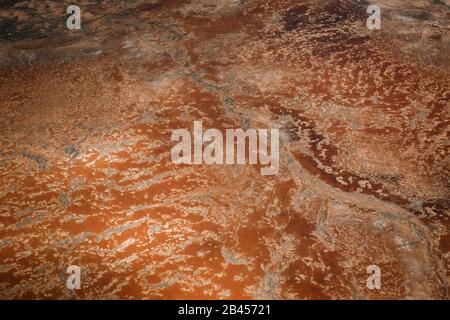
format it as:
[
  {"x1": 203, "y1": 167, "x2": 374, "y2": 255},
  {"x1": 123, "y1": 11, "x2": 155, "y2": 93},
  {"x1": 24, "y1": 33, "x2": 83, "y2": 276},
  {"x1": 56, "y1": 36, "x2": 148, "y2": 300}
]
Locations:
[{"x1": 0, "y1": 0, "x2": 448, "y2": 299}]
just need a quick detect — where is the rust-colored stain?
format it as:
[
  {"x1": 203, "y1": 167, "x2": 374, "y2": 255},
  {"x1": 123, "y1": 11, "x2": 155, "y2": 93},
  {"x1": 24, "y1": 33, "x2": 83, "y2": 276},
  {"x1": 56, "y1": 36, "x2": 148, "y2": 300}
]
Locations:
[{"x1": 0, "y1": 0, "x2": 449, "y2": 299}]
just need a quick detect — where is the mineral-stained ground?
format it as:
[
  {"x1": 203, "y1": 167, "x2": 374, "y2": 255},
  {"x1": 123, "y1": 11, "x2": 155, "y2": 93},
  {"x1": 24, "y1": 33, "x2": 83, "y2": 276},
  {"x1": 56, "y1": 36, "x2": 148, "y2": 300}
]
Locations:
[{"x1": 0, "y1": 0, "x2": 448, "y2": 299}]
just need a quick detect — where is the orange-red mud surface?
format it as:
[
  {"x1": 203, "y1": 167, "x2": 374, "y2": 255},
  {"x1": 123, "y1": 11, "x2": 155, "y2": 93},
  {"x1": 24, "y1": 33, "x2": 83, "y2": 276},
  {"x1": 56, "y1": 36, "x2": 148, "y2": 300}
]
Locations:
[{"x1": 0, "y1": 0, "x2": 449, "y2": 299}]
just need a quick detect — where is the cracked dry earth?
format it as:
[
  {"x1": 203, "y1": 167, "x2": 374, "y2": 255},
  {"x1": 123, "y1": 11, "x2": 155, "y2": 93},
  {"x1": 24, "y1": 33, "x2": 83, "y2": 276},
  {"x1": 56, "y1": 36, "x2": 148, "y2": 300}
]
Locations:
[{"x1": 0, "y1": 0, "x2": 449, "y2": 299}]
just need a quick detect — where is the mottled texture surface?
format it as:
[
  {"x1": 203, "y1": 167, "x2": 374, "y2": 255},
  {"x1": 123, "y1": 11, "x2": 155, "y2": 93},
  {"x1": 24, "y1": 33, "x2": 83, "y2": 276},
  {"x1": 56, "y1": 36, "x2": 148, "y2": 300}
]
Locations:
[{"x1": 0, "y1": 0, "x2": 449, "y2": 299}]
